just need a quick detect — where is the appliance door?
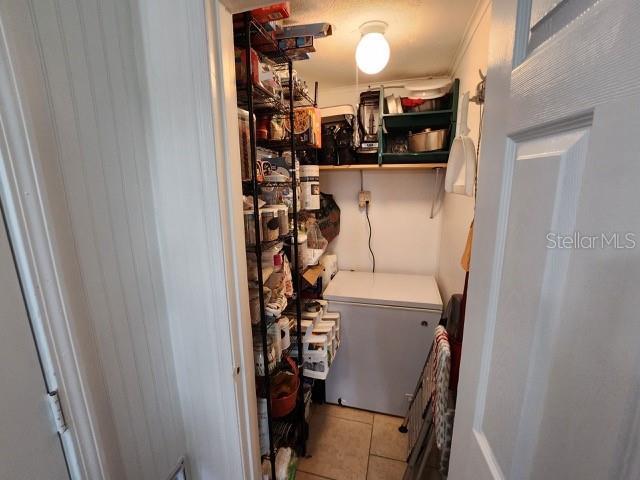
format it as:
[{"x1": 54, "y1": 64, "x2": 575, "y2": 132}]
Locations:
[{"x1": 325, "y1": 301, "x2": 440, "y2": 416}]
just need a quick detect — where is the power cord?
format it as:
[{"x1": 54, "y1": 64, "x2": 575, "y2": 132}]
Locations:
[{"x1": 365, "y1": 201, "x2": 375, "y2": 273}]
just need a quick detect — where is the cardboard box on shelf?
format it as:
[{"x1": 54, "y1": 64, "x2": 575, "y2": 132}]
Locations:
[
  {"x1": 232, "y1": 3, "x2": 290, "y2": 30},
  {"x1": 278, "y1": 36, "x2": 315, "y2": 54},
  {"x1": 284, "y1": 107, "x2": 321, "y2": 148},
  {"x1": 277, "y1": 23, "x2": 333, "y2": 39},
  {"x1": 303, "y1": 264, "x2": 324, "y2": 287},
  {"x1": 250, "y1": 2, "x2": 290, "y2": 23}
]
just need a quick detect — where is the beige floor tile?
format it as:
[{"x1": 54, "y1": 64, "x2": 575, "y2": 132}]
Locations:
[
  {"x1": 366, "y1": 455, "x2": 406, "y2": 480},
  {"x1": 313, "y1": 403, "x2": 374, "y2": 424},
  {"x1": 370, "y1": 414, "x2": 408, "y2": 462},
  {"x1": 299, "y1": 414, "x2": 372, "y2": 480}
]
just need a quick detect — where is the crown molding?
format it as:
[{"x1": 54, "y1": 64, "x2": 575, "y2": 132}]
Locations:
[{"x1": 449, "y1": 0, "x2": 492, "y2": 76}]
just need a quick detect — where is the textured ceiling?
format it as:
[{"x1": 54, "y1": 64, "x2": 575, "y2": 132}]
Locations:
[{"x1": 287, "y1": 0, "x2": 480, "y2": 88}]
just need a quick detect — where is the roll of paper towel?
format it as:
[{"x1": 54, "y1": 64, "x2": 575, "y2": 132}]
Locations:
[{"x1": 300, "y1": 164, "x2": 320, "y2": 210}]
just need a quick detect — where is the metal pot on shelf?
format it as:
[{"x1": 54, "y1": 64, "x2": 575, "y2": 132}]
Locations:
[{"x1": 408, "y1": 128, "x2": 448, "y2": 152}]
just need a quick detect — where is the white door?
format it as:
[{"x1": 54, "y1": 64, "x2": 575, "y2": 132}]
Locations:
[
  {"x1": 0, "y1": 212, "x2": 70, "y2": 479},
  {"x1": 450, "y1": 1, "x2": 640, "y2": 479}
]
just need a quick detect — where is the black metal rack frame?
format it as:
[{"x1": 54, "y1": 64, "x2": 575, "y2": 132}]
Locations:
[{"x1": 236, "y1": 11, "x2": 318, "y2": 479}]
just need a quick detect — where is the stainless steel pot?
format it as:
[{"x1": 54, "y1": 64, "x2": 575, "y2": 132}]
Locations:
[{"x1": 408, "y1": 128, "x2": 448, "y2": 152}]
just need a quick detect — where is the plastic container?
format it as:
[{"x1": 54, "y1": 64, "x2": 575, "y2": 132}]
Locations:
[
  {"x1": 270, "y1": 356, "x2": 300, "y2": 418},
  {"x1": 286, "y1": 231, "x2": 308, "y2": 272},
  {"x1": 244, "y1": 209, "x2": 262, "y2": 246},
  {"x1": 289, "y1": 334, "x2": 330, "y2": 380},
  {"x1": 275, "y1": 204, "x2": 289, "y2": 235},
  {"x1": 320, "y1": 254, "x2": 338, "y2": 291},
  {"x1": 408, "y1": 128, "x2": 447, "y2": 152},
  {"x1": 268, "y1": 322, "x2": 282, "y2": 361},
  {"x1": 270, "y1": 116, "x2": 286, "y2": 140},
  {"x1": 278, "y1": 316, "x2": 291, "y2": 350},
  {"x1": 260, "y1": 187, "x2": 281, "y2": 205},
  {"x1": 260, "y1": 207, "x2": 280, "y2": 241},
  {"x1": 257, "y1": 398, "x2": 269, "y2": 455},
  {"x1": 265, "y1": 204, "x2": 289, "y2": 236},
  {"x1": 297, "y1": 232, "x2": 310, "y2": 269},
  {"x1": 249, "y1": 287, "x2": 271, "y2": 325},
  {"x1": 256, "y1": 115, "x2": 270, "y2": 140},
  {"x1": 300, "y1": 164, "x2": 320, "y2": 210},
  {"x1": 322, "y1": 311, "x2": 341, "y2": 348},
  {"x1": 253, "y1": 333, "x2": 276, "y2": 376}
]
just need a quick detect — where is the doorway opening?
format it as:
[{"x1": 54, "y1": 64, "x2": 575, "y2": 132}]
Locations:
[{"x1": 228, "y1": 1, "x2": 491, "y2": 478}]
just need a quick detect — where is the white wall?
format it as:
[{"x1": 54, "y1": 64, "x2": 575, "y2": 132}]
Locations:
[
  {"x1": 315, "y1": 2, "x2": 491, "y2": 294},
  {"x1": 1, "y1": 1, "x2": 187, "y2": 479},
  {"x1": 318, "y1": 84, "x2": 443, "y2": 276},
  {"x1": 322, "y1": 169, "x2": 442, "y2": 275},
  {"x1": 437, "y1": 1, "x2": 492, "y2": 302},
  {"x1": 1, "y1": 1, "x2": 253, "y2": 479},
  {"x1": 135, "y1": 0, "x2": 256, "y2": 478}
]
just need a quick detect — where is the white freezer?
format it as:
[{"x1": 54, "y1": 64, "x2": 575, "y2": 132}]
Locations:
[{"x1": 323, "y1": 271, "x2": 443, "y2": 416}]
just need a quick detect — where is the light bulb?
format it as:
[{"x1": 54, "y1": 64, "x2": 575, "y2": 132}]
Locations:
[{"x1": 356, "y1": 31, "x2": 390, "y2": 75}]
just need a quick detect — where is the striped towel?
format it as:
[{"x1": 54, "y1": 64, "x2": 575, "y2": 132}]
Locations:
[{"x1": 431, "y1": 326, "x2": 451, "y2": 452}]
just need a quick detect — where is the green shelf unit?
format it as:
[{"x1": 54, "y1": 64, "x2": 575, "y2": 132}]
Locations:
[
  {"x1": 382, "y1": 109, "x2": 454, "y2": 130},
  {"x1": 381, "y1": 151, "x2": 450, "y2": 164},
  {"x1": 377, "y1": 79, "x2": 459, "y2": 166}
]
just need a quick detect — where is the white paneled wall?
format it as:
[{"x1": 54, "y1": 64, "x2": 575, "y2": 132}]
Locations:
[
  {"x1": 436, "y1": 0, "x2": 492, "y2": 302},
  {"x1": 1, "y1": 0, "x2": 187, "y2": 478},
  {"x1": 134, "y1": 0, "x2": 253, "y2": 476}
]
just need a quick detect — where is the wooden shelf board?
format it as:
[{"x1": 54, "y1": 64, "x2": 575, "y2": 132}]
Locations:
[{"x1": 319, "y1": 163, "x2": 447, "y2": 171}]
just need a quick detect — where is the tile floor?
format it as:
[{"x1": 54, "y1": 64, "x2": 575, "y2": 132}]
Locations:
[{"x1": 296, "y1": 404, "x2": 442, "y2": 480}]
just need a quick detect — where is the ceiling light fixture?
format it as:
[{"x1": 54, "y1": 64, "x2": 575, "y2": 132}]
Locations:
[{"x1": 355, "y1": 21, "x2": 390, "y2": 75}]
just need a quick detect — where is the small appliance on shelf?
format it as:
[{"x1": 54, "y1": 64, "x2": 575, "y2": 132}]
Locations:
[
  {"x1": 356, "y1": 89, "x2": 380, "y2": 154},
  {"x1": 319, "y1": 105, "x2": 357, "y2": 165}
]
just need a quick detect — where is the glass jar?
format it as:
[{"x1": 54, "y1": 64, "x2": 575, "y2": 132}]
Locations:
[
  {"x1": 243, "y1": 210, "x2": 261, "y2": 246},
  {"x1": 253, "y1": 334, "x2": 275, "y2": 376},
  {"x1": 260, "y1": 207, "x2": 280, "y2": 241}
]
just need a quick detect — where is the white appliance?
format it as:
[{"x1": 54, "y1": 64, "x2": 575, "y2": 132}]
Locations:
[{"x1": 323, "y1": 271, "x2": 443, "y2": 416}]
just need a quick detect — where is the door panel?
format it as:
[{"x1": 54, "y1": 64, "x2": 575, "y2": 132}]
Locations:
[
  {"x1": 0, "y1": 215, "x2": 69, "y2": 479},
  {"x1": 480, "y1": 129, "x2": 590, "y2": 478},
  {"x1": 526, "y1": 100, "x2": 640, "y2": 480},
  {"x1": 450, "y1": 0, "x2": 640, "y2": 478}
]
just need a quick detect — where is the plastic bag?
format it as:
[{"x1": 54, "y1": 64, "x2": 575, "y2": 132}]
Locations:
[
  {"x1": 316, "y1": 193, "x2": 340, "y2": 243},
  {"x1": 306, "y1": 218, "x2": 328, "y2": 251}
]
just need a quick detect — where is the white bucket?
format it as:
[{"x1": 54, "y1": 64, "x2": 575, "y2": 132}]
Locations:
[{"x1": 300, "y1": 164, "x2": 320, "y2": 210}]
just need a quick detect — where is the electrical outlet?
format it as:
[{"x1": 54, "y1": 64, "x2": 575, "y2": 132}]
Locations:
[{"x1": 358, "y1": 190, "x2": 371, "y2": 209}]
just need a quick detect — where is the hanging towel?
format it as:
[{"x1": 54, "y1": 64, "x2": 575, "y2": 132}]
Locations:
[
  {"x1": 440, "y1": 405, "x2": 456, "y2": 476},
  {"x1": 430, "y1": 326, "x2": 451, "y2": 452}
]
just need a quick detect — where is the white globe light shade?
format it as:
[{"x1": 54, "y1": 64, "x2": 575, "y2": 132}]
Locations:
[{"x1": 355, "y1": 32, "x2": 390, "y2": 74}]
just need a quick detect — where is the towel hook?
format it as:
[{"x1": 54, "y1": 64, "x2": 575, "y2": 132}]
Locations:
[{"x1": 470, "y1": 70, "x2": 486, "y2": 105}]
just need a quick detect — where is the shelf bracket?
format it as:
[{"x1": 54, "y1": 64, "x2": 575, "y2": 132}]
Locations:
[{"x1": 429, "y1": 167, "x2": 444, "y2": 219}]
